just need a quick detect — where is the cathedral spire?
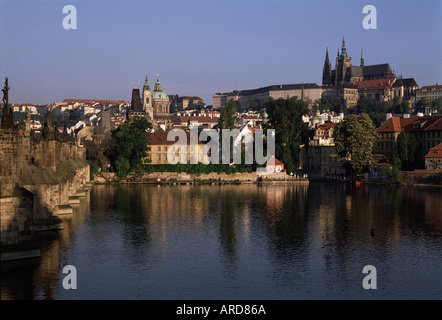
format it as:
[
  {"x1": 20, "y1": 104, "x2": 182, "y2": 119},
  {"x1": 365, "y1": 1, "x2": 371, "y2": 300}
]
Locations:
[
  {"x1": 154, "y1": 74, "x2": 162, "y2": 91},
  {"x1": 144, "y1": 72, "x2": 151, "y2": 91},
  {"x1": 340, "y1": 36, "x2": 348, "y2": 59},
  {"x1": 360, "y1": 46, "x2": 365, "y2": 67}
]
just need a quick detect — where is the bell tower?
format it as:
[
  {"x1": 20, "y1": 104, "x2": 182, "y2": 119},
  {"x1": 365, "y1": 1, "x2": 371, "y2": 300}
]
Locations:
[
  {"x1": 322, "y1": 48, "x2": 333, "y2": 86},
  {"x1": 143, "y1": 73, "x2": 153, "y2": 120}
]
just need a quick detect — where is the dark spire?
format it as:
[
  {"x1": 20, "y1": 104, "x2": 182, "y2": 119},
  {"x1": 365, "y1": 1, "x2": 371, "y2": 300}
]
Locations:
[
  {"x1": 322, "y1": 48, "x2": 332, "y2": 86},
  {"x1": 340, "y1": 35, "x2": 348, "y2": 59},
  {"x1": 360, "y1": 46, "x2": 365, "y2": 67},
  {"x1": 131, "y1": 88, "x2": 143, "y2": 112}
]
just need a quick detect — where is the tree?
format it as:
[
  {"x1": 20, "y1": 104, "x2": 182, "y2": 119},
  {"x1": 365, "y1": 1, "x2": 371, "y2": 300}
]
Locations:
[
  {"x1": 218, "y1": 99, "x2": 238, "y2": 130},
  {"x1": 394, "y1": 100, "x2": 410, "y2": 114},
  {"x1": 316, "y1": 95, "x2": 348, "y2": 115},
  {"x1": 334, "y1": 113, "x2": 379, "y2": 174},
  {"x1": 353, "y1": 96, "x2": 393, "y2": 126},
  {"x1": 265, "y1": 97, "x2": 309, "y2": 174},
  {"x1": 185, "y1": 98, "x2": 194, "y2": 110},
  {"x1": 431, "y1": 97, "x2": 442, "y2": 114},
  {"x1": 112, "y1": 116, "x2": 152, "y2": 177},
  {"x1": 248, "y1": 97, "x2": 260, "y2": 111},
  {"x1": 415, "y1": 98, "x2": 430, "y2": 114},
  {"x1": 396, "y1": 131, "x2": 417, "y2": 171}
]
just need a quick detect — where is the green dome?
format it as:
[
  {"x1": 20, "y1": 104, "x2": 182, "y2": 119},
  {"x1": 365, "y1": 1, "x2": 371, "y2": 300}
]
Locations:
[
  {"x1": 152, "y1": 90, "x2": 168, "y2": 100},
  {"x1": 152, "y1": 74, "x2": 168, "y2": 99}
]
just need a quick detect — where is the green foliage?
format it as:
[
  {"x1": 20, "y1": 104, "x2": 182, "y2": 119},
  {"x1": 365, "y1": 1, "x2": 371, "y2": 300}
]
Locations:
[
  {"x1": 392, "y1": 97, "x2": 410, "y2": 114},
  {"x1": 145, "y1": 163, "x2": 247, "y2": 175},
  {"x1": 85, "y1": 127, "x2": 116, "y2": 171},
  {"x1": 380, "y1": 158, "x2": 402, "y2": 182},
  {"x1": 392, "y1": 158, "x2": 402, "y2": 182},
  {"x1": 314, "y1": 95, "x2": 348, "y2": 115},
  {"x1": 115, "y1": 157, "x2": 131, "y2": 178},
  {"x1": 415, "y1": 98, "x2": 430, "y2": 114},
  {"x1": 112, "y1": 116, "x2": 152, "y2": 177},
  {"x1": 431, "y1": 97, "x2": 442, "y2": 114},
  {"x1": 334, "y1": 113, "x2": 379, "y2": 173},
  {"x1": 265, "y1": 97, "x2": 309, "y2": 174},
  {"x1": 396, "y1": 131, "x2": 417, "y2": 171},
  {"x1": 218, "y1": 99, "x2": 238, "y2": 130},
  {"x1": 354, "y1": 96, "x2": 397, "y2": 126},
  {"x1": 248, "y1": 97, "x2": 260, "y2": 111}
]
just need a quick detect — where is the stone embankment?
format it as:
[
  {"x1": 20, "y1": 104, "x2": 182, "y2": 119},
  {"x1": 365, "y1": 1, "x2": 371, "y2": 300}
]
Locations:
[
  {"x1": 1, "y1": 126, "x2": 91, "y2": 258},
  {"x1": 93, "y1": 171, "x2": 309, "y2": 185}
]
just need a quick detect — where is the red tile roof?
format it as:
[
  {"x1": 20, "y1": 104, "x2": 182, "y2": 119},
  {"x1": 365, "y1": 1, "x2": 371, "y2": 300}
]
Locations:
[
  {"x1": 148, "y1": 128, "x2": 206, "y2": 146},
  {"x1": 355, "y1": 78, "x2": 395, "y2": 90},
  {"x1": 179, "y1": 116, "x2": 219, "y2": 123},
  {"x1": 425, "y1": 143, "x2": 442, "y2": 158},
  {"x1": 63, "y1": 99, "x2": 126, "y2": 105},
  {"x1": 378, "y1": 115, "x2": 442, "y2": 133},
  {"x1": 266, "y1": 156, "x2": 284, "y2": 166},
  {"x1": 420, "y1": 85, "x2": 442, "y2": 91}
]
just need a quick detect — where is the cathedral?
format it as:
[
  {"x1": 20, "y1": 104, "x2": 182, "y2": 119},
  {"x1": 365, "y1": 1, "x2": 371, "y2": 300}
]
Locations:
[
  {"x1": 322, "y1": 37, "x2": 394, "y2": 86},
  {"x1": 321, "y1": 37, "x2": 396, "y2": 107},
  {"x1": 126, "y1": 73, "x2": 171, "y2": 122},
  {"x1": 142, "y1": 73, "x2": 170, "y2": 122}
]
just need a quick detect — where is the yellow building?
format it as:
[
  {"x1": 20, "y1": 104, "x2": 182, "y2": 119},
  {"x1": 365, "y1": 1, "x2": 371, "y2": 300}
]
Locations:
[{"x1": 147, "y1": 127, "x2": 210, "y2": 164}]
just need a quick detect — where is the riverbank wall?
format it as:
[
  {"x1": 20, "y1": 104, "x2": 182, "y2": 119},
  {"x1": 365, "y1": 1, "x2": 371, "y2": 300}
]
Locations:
[
  {"x1": 0, "y1": 128, "x2": 90, "y2": 249},
  {"x1": 92, "y1": 171, "x2": 309, "y2": 185}
]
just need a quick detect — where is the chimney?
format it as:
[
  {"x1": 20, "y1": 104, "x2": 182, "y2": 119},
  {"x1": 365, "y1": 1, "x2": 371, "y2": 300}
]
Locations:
[{"x1": 386, "y1": 113, "x2": 392, "y2": 120}]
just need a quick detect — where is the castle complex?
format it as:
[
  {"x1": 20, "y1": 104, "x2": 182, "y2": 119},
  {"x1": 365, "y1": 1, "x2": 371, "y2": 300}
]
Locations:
[
  {"x1": 213, "y1": 37, "x2": 419, "y2": 109},
  {"x1": 322, "y1": 37, "x2": 394, "y2": 86}
]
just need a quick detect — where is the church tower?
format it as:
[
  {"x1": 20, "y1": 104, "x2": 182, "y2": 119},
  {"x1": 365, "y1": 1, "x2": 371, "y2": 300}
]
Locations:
[
  {"x1": 360, "y1": 46, "x2": 365, "y2": 68},
  {"x1": 143, "y1": 73, "x2": 153, "y2": 120},
  {"x1": 151, "y1": 74, "x2": 170, "y2": 121},
  {"x1": 322, "y1": 48, "x2": 333, "y2": 86},
  {"x1": 335, "y1": 36, "x2": 352, "y2": 85}
]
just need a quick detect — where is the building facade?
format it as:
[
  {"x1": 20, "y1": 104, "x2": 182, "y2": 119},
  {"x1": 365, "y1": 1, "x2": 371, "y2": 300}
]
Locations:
[
  {"x1": 415, "y1": 85, "x2": 442, "y2": 103},
  {"x1": 212, "y1": 83, "x2": 322, "y2": 110},
  {"x1": 374, "y1": 114, "x2": 442, "y2": 167}
]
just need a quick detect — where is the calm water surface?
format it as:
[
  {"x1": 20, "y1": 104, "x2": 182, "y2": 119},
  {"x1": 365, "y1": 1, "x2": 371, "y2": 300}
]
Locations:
[{"x1": 1, "y1": 182, "x2": 441, "y2": 300}]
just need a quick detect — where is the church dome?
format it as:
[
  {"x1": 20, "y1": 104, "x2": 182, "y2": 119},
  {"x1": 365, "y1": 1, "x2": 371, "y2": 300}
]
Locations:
[
  {"x1": 152, "y1": 74, "x2": 169, "y2": 100},
  {"x1": 152, "y1": 90, "x2": 168, "y2": 100}
]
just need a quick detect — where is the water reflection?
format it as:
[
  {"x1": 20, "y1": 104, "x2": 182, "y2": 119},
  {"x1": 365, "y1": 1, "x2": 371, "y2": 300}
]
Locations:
[{"x1": 1, "y1": 182, "x2": 441, "y2": 300}]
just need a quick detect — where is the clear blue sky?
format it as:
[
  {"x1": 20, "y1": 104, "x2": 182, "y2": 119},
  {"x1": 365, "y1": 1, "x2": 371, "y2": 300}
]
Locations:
[{"x1": 1, "y1": 0, "x2": 441, "y2": 105}]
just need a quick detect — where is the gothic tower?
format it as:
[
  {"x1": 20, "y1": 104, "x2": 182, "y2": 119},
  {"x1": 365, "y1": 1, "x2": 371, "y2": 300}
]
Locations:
[
  {"x1": 143, "y1": 73, "x2": 153, "y2": 120},
  {"x1": 360, "y1": 46, "x2": 365, "y2": 68},
  {"x1": 322, "y1": 48, "x2": 333, "y2": 86},
  {"x1": 335, "y1": 36, "x2": 352, "y2": 85}
]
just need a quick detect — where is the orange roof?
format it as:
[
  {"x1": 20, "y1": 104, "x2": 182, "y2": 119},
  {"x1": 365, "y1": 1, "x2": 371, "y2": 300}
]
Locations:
[
  {"x1": 356, "y1": 78, "x2": 395, "y2": 90},
  {"x1": 148, "y1": 128, "x2": 205, "y2": 146},
  {"x1": 317, "y1": 122, "x2": 336, "y2": 130},
  {"x1": 266, "y1": 156, "x2": 284, "y2": 166},
  {"x1": 420, "y1": 85, "x2": 442, "y2": 91},
  {"x1": 378, "y1": 115, "x2": 442, "y2": 133},
  {"x1": 378, "y1": 117, "x2": 402, "y2": 133},
  {"x1": 179, "y1": 116, "x2": 219, "y2": 123},
  {"x1": 63, "y1": 99, "x2": 126, "y2": 105},
  {"x1": 425, "y1": 143, "x2": 442, "y2": 158}
]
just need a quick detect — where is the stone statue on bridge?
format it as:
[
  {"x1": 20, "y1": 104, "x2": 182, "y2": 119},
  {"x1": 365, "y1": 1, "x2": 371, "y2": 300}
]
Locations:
[{"x1": 1, "y1": 77, "x2": 18, "y2": 131}]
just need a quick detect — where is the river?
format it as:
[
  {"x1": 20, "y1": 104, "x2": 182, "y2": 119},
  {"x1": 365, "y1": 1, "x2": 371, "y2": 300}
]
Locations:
[{"x1": 1, "y1": 182, "x2": 441, "y2": 300}]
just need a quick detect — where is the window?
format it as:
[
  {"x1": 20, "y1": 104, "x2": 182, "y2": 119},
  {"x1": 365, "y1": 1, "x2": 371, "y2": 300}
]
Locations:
[
  {"x1": 157, "y1": 155, "x2": 161, "y2": 161},
  {"x1": 158, "y1": 146, "x2": 161, "y2": 151}
]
